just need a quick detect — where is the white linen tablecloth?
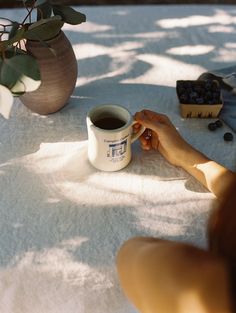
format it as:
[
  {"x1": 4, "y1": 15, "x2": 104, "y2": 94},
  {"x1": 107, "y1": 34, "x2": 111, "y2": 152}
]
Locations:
[{"x1": 0, "y1": 4, "x2": 236, "y2": 313}]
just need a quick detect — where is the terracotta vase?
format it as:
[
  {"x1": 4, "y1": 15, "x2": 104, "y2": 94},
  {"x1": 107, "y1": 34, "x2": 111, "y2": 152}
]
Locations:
[{"x1": 20, "y1": 31, "x2": 78, "y2": 115}]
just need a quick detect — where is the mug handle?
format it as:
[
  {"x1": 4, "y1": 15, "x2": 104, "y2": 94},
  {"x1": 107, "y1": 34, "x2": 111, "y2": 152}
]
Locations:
[{"x1": 131, "y1": 121, "x2": 146, "y2": 143}]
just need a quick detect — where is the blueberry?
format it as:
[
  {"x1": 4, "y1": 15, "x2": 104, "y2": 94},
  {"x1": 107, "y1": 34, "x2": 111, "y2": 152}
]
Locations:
[
  {"x1": 189, "y1": 98, "x2": 196, "y2": 104},
  {"x1": 205, "y1": 80, "x2": 212, "y2": 90},
  {"x1": 212, "y1": 91, "x2": 220, "y2": 98},
  {"x1": 179, "y1": 94, "x2": 188, "y2": 103},
  {"x1": 208, "y1": 122, "x2": 217, "y2": 131},
  {"x1": 215, "y1": 120, "x2": 223, "y2": 128},
  {"x1": 196, "y1": 97, "x2": 204, "y2": 104},
  {"x1": 208, "y1": 100, "x2": 216, "y2": 105},
  {"x1": 177, "y1": 87, "x2": 185, "y2": 95},
  {"x1": 190, "y1": 91, "x2": 198, "y2": 98},
  {"x1": 194, "y1": 85, "x2": 203, "y2": 94},
  {"x1": 185, "y1": 81, "x2": 192, "y2": 89},
  {"x1": 223, "y1": 132, "x2": 234, "y2": 141},
  {"x1": 205, "y1": 91, "x2": 213, "y2": 101}
]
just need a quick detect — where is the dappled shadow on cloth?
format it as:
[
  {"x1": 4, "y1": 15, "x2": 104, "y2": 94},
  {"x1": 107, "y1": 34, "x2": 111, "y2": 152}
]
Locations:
[{"x1": 1, "y1": 5, "x2": 236, "y2": 313}]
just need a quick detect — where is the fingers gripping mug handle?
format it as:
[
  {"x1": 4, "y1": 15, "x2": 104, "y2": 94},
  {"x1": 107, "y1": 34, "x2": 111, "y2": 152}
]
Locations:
[{"x1": 131, "y1": 121, "x2": 146, "y2": 143}]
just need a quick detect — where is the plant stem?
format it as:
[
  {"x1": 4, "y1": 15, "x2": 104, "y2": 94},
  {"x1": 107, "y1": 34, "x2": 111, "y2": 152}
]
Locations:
[
  {"x1": 0, "y1": 24, "x2": 12, "y2": 27},
  {"x1": 21, "y1": 0, "x2": 37, "y2": 25},
  {"x1": 0, "y1": 18, "x2": 13, "y2": 23},
  {"x1": 21, "y1": 7, "x2": 34, "y2": 25}
]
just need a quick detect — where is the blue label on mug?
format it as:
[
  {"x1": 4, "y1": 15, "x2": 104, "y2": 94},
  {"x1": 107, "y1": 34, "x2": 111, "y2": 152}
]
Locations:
[{"x1": 107, "y1": 139, "x2": 127, "y2": 158}]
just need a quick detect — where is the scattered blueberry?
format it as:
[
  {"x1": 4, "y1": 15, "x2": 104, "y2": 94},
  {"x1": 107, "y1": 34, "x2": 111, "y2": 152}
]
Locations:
[
  {"x1": 215, "y1": 120, "x2": 223, "y2": 128},
  {"x1": 208, "y1": 122, "x2": 217, "y2": 131},
  {"x1": 223, "y1": 132, "x2": 234, "y2": 141}
]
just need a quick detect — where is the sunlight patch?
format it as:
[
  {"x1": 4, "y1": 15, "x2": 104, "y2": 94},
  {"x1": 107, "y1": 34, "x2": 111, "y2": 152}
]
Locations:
[
  {"x1": 63, "y1": 21, "x2": 113, "y2": 33},
  {"x1": 157, "y1": 11, "x2": 236, "y2": 29},
  {"x1": 208, "y1": 25, "x2": 236, "y2": 33},
  {"x1": 212, "y1": 48, "x2": 236, "y2": 63},
  {"x1": 167, "y1": 45, "x2": 214, "y2": 56},
  {"x1": 121, "y1": 54, "x2": 206, "y2": 86}
]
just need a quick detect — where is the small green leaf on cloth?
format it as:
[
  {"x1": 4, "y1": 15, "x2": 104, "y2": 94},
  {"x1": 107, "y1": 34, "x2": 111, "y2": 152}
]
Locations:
[
  {"x1": 0, "y1": 84, "x2": 14, "y2": 119},
  {"x1": 52, "y1": 5, "x2": 86, "y2": 25}
]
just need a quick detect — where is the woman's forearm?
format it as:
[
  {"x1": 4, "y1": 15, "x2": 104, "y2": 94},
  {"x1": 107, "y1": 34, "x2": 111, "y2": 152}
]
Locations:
[{"x1": 181, "y1": 147, "x2": 236, "y2": 199}]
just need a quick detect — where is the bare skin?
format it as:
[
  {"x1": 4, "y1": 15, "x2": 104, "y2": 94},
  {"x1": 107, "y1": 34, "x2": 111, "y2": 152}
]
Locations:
[
  {"x1": 117, "y1": 110, "x2": 236, "y2": 313},
  {"x1": 133, "y1": 110, "x2": 235, "y2": 199},
  {"x1": 117, "y1": 237, "x2": 232, "y2": 313}
]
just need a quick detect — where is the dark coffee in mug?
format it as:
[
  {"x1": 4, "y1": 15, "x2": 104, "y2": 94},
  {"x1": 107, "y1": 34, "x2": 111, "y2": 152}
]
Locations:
[{"x1": 93, "y1": 117, "x2": 126, "y2": 130}]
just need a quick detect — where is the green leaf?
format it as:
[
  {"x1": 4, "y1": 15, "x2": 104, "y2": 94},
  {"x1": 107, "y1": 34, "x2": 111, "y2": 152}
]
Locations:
[
  {"x1": 0, "y1": 59, "x2": 18, "y2": 88},
  {"x1": 52, "y1": 5, "x2": 86, "y2": 25},
  {"x1": 24, "y1": 0, "x2": 36, "y2": 6},
  {"x1": 11, "y1": 75, "x2": 41, "y2": 94},
  {"x1": 36, "y1": 2, "x2": 52, "y2": 20},
  {"x1": 35, "y1": 0, "x2": 48, "y2": 5},
  {"x1": 0, "y1": 28, "x2": 25, "y2": 50},
  {"x1": 8, "y1": 22, "x2": 20, "y2": 40},
  {"x1": 0, "y1": 54, "x2": 41, "y2": 90},
  {"x1": 24, "y1": 16, "x2": 63, "y2": 41},
  {"x1": 0, "y1": 84, "x2": 14, "y2": 119},
  {"x1": 4, "y1": 48, "x2": 26, "y2": 59}
]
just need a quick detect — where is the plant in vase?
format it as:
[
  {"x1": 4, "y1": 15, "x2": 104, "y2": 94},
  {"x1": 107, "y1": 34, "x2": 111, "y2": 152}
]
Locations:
[{"x1": 0, "y1": 0, "x2": 86, "y2": 117}]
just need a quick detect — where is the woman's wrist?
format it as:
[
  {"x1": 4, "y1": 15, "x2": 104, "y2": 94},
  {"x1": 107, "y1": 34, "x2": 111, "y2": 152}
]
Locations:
[
  {"x1": 180, "y1": 146, "x2": 210, "y2": 171},
  {"x1": 174, "y1": 140, "x2": 209, "y2": 170},
  {"x1": 179, "y1": 146, "x2": 235, "y2": 199}
]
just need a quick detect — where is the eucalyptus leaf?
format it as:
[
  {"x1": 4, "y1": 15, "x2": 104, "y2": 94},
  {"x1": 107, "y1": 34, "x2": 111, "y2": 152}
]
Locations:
[
  {"x1": 0, "y1": 28, "x2": 25, "y2": 50},
  {"x1": 8, "y1": 22, "x2": 20, "y2": 40},
  {"x1": 0, "y1": 54, "x2": 40, "y2": 91},
  {"x1": 37, "y1": 2, "x2": 52, "y2": 20},
  {"x1": 28, "y1": 15, "x2": 62, "y2": 29},
  {"x1": 11, "y1": 75, "x2": 41, "y2": 94},
  {"x1": 24, "y1": 0, "x2": 36, "y2": 7},
  {"x1": 5, "y1": 48, "x2": 26, "y2": 59},
  {"x1": 35, "y1": 0, "x2": 49, "y2": 6},
  {"x1": 0, "y1": 59, "x2": 19, "y2": 88},
  {"x1": 25, "y1": 16, "x2": 63, "y2": 41},
  {"x1": 52, "y1": 5, "x2": 86, "y2": 25},
  {"x1": 0, "y1": 84, "x2": 14, "y2": 119}
]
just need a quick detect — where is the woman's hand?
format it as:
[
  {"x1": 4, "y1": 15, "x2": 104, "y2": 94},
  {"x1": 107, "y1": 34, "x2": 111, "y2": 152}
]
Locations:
[
  {"x1": 134, "y1": 109, "x2": 194, "y2": 167},
  {"x1": 134, "y1": 109, "x2": 236, "y2": 199}
]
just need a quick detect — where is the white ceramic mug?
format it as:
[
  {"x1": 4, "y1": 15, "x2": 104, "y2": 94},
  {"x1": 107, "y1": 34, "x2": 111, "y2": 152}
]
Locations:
[{"x1": 86, "y1": 104, "x2": 145, "y2": 171}]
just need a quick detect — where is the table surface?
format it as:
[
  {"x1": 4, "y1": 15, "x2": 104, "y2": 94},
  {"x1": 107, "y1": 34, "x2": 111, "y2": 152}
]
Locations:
[{"x1": 1, "y1": 4, "x2": 236, "y2": 313}]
